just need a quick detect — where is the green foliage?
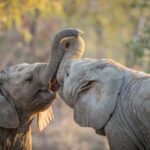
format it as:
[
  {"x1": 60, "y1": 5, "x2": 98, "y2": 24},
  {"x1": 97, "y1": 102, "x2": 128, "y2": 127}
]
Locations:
[
  {"x1": 127, "y1": 0, "x2": 150, "y2": 72},
  {"x1": 0, "y1": 0, "x2": 63, "y2": 27},
  {"x1": 0, "y1": 0, "x2": 64, "y2": 43},
  {"x1": 129, "y1": 27, "x2": 150, "y2": 58},
  {"x1": 0, "y1": 0, "x2": 150, "y2": 72}
]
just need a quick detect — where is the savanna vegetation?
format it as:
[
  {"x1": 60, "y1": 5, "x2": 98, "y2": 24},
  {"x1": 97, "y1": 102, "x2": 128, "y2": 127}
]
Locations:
[{"x1": 0, "y1": 0, "x2": 149, "y2": 150}]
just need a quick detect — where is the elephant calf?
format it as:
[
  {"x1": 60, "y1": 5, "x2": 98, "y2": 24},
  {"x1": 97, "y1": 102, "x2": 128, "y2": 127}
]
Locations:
[
  {"x1": 0, "y1": 29, "x2": 82, "y2": 150},
  {"x1": 0, "y1": 63, "x2": 55, "y2": 150},
  {"x1": 56, "y1": 34, "x2": 150, "y2": 150}
]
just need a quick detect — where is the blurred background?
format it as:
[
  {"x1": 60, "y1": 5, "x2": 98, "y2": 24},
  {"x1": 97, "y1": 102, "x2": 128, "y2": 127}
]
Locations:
[{"x1": 0, "y1": 0, "x2": 150, "y2": 150}]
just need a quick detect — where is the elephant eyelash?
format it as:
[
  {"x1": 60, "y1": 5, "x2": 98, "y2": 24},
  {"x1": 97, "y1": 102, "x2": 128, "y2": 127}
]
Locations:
[
  {"x1": 65, "y1": 42, "x2": 70, "y2": 48},
  {"x1": 66, "y1": 72, "x2": 69, "y2": 77},
  {"x1": 80, "y1": 81, "x2": 95, "y2": 92},
  {"x1": 25, "y1": 75, "x2": 33, "y2": 82}
]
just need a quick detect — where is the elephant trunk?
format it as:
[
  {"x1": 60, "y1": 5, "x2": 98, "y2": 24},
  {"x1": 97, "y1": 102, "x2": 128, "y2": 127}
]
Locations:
[
  {"x1": 45, "y1": 29, "x2": 83, "y2": 81},
  {"x1": 56, "y1": 34, "x2": 85, "y2": 86},
  {"x1": 61, "y1": 36, "x2": 85, "y2": 62}
]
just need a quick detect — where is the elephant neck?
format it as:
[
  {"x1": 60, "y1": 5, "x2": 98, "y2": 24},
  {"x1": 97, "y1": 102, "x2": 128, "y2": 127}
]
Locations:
[
  {"x1": 12, "y1": 126, "x2": 32, "y2": 150},
  {"x1": 0, "y1": 124, "x2": 32, "y2": 150},
  {"x1": 116, "y1": 71, "x2": 149, "y2": 150},
  {"x1": 16, "y1": 109, "x2": 35, "y2": 128}
]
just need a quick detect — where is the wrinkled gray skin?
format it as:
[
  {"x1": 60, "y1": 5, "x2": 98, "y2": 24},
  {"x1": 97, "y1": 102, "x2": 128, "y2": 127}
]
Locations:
[
  {"x1": 0, "y1": 29, "x2": 82, "y2": 150},
  {"x1": 57, "y1": 37, "x2": 150, "y2": 150},
  {"x1": 0, "y1": 63, "x2": 55, "y2": 150}
]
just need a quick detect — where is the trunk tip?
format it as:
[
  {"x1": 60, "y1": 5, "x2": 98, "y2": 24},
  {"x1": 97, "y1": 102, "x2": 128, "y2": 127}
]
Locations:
[
  {"x1": 66, "y1": 28, "x2": 84, "y2": 36},
  {"x1": 56, "y1": 28, "x2": 84, "y2": 39}
]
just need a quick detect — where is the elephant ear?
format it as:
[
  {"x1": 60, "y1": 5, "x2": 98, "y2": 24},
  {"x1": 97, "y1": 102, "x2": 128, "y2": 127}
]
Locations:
[
  {"x1": 74, "y1": 65, "x2": 123, "y2": 130},
  {"x1": 37, "y1": 106, "x2": 54, "y2": 131},
  {"x1": 0, "y1": 94, "x2": 19, "y2": 128}
]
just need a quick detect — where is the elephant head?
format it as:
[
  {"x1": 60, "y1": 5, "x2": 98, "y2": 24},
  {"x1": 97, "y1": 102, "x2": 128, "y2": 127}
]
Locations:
[
  {"x1": 0, "y1": 63, "x2": 55, "y2": 130},
  {"x1": 56, "y1": 31, "x2": 150, "y2": 150},
  {"x1": 57, "y1": 36, "x2": 124, "y2": 133},
  {"x1": 0, "y1": 29, "x2": 82, "y2": 131}
]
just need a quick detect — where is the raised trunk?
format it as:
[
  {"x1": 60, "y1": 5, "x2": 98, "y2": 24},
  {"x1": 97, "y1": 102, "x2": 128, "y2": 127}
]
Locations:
[
  {"x1": 46, "y1": 29, "x2": 83, "y2": 81},
  {"x1": 60, "y1": 36, "x2": 85, "y2": 63},
  {"x1": 57, "y1": 35, "x2": 85, "y2": 77}
]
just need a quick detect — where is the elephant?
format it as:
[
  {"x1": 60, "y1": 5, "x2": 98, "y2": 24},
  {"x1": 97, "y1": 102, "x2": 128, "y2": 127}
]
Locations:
[
  {"x1": 56, "y1": 35, "x2": 150, "y2": 150},
  {"x1": 0, "y1": 29, "x2": 82, "y2": 150}
]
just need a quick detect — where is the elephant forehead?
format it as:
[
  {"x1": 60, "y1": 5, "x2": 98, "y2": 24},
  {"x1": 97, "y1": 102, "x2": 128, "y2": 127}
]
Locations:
[
  {"x1": 70, "y1": 60, "x2": 96, "y2": 77},
  {"x1": 1, "y1": 63, "x2": 47, "y2": 81},
  {"x1": 69, "y1": 58, "x2": 112, "y2": 75},
  {"x1": 1, "y1": 63, "x2": 29, "y2": 74},
  {"x1": 70, "y1": 59, "x2": 95, "y2": 69},
  {"x1": 11, "y1": 63, "x2": 46, "y2": 74}
]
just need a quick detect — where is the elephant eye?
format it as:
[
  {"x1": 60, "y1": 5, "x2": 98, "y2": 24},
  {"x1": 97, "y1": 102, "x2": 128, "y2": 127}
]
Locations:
[
  {"x1": 66, "y1": 71, "x2": 69, "y2": 77},
  {"x1": 80, "y1": 81, "x2": 95, "y2": 92},
  {"x1": 65, "y1": 42, "x2": 70, "y2": 48},
  {"x1": 65, "y1": 69, "x2": 69, "y2": 77},
  {"x1": 25, "y1": 75, "x2": 33, "y2": 82}
]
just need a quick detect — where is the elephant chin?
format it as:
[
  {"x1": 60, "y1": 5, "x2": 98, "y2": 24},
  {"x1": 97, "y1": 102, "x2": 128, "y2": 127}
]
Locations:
[
  {"x1": 57, "y1": 86, "x2": 74, "y2": 108},
  {"x1": 50, "y1": 79, "x2": 60, "y2": 92},
  {"x1": 64, "y1": 97, "x2": 74, "y2": 108}
]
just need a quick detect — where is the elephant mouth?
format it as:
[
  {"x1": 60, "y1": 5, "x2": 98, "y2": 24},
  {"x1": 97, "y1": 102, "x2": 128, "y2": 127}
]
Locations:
[
  {"x1": 33, "y1": 82, "x2": 56, "y2": 102},
  {"x1": 29, "y1": 89, "x2": 56, "y2": 111},
  {"x1": 35, "y1": 89, "x2": 56, "y2": 102},
  {"x1": 50, "y1": 79, "x2": 60, "y2": 92}
]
